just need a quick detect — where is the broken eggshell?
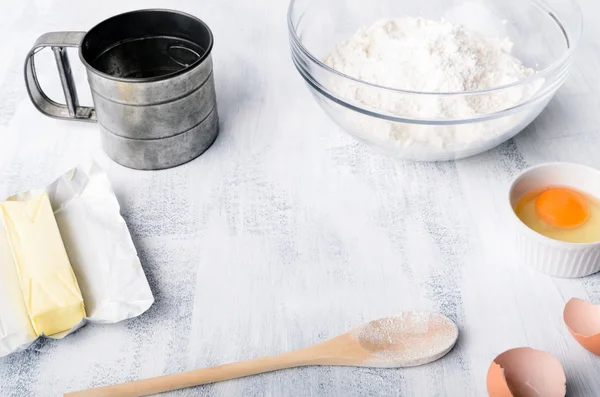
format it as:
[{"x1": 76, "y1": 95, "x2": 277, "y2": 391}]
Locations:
[
  {"x1": 564, "y1": 297, "x2": 600, "y2": 355},
  {"x1": 486, "y1": 347, "x2": 566, "y2": 397}
]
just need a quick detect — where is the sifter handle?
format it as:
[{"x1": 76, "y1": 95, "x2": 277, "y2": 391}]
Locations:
[{"x1": 24, "y1": 31, "x2": 96, "y2": 122}]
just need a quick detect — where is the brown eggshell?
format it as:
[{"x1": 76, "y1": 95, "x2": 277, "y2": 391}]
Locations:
[
  {"x1": 564, "y1": 298, "x2": 600, "y2": 355},
  {"x1": 486, "y1": 362, "x2": 513, "y2": 397},
  {"x1": 486, "y1": 347, "x2": 566, "y2": 397}
]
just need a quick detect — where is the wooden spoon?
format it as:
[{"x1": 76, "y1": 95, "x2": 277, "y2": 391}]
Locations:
[{"x1": 65, "y1": 312, "x2": 458, "y2": 397}]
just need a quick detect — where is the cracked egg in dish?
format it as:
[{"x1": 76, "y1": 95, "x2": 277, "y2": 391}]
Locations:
[
  {"x1": 514, "y1": 186, "x2": 600, "y2": 243},
  {"x1": 508, "y1": 162, "x2": 600, "y2": 278}
]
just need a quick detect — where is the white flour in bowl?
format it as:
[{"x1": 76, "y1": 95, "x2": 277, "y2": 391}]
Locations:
[{"x1": 323, "y1": 17, "x2": 542, "y2": 152}]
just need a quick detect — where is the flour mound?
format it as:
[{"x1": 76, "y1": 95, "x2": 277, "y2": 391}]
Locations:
[{"x1": 324, "y1": 17, "x2": 542, "y2": 152}]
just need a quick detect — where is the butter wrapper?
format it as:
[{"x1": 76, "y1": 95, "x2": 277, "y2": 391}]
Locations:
[{"x1": 0, "y1": 162, "x2": 154, "y2": 356}]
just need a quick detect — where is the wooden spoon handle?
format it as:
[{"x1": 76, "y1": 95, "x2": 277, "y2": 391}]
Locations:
[{"x1": 64, "y1": 352, "x2": 314, "y2": 397}]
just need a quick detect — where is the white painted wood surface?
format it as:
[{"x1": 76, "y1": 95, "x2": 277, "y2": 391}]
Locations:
[{"x1": 1, "y1": 0, "x2": 599, "y2": 395}]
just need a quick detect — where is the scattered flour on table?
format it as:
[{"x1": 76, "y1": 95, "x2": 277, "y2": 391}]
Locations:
[
  {"x1": 352, "y1": 312, "x2": 459, "y2": 367},
  {"x1": 324, "y1": 17, "x2": 542, "y2": 151}
]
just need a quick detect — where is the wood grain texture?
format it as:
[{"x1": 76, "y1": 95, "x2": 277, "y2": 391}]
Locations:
[{"x1": 0, "y1": 0, "x2": 599, "y2": 396}]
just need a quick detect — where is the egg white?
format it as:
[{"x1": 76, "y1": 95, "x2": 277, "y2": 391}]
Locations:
[{"x1": 515, "y1": 188, "x2": 600, "y2": 243}]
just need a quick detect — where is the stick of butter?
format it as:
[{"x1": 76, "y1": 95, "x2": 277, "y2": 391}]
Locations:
[
  {"x1": 0, "y1": 193, "x2": 86, "y2": 336},
  {"x1": 0, "y1": 214, "x2": 37, "y2": 354}
]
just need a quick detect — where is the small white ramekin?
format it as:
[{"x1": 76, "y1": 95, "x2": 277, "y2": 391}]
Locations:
[{"x1": 508, "y1": 162, "x2": 600, "y2": 278}]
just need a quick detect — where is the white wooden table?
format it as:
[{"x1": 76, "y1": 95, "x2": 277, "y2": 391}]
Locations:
[{"x1": 1, "y1": 0, "x2": 599, "y2": 395}]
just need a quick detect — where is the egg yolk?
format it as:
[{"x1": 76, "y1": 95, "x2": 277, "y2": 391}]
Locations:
[{"x1": 535, "y1": 188, "x2": 590, "y2": 229}]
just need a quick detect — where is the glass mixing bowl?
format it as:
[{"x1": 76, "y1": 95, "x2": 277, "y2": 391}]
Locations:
[{"x1": 288, "y1": 0, "x2": 582, "y2": 161}]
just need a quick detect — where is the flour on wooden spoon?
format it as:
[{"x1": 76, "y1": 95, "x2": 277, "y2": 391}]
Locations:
[{"x1": 351, "y1": 312, "x2": 459, "y2": 367}]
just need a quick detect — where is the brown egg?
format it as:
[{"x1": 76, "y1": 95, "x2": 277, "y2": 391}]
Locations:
[
  {"x1": 564, "y1": 298, "x2": 600, "y2": 355},
  {"x1": 486, "y1": 347, "x2": 566, "y2": 397}
]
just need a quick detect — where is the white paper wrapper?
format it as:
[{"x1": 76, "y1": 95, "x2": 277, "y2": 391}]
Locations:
[{"x1": 0, "y1": 162, "x2": 154, "y2": 356}]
